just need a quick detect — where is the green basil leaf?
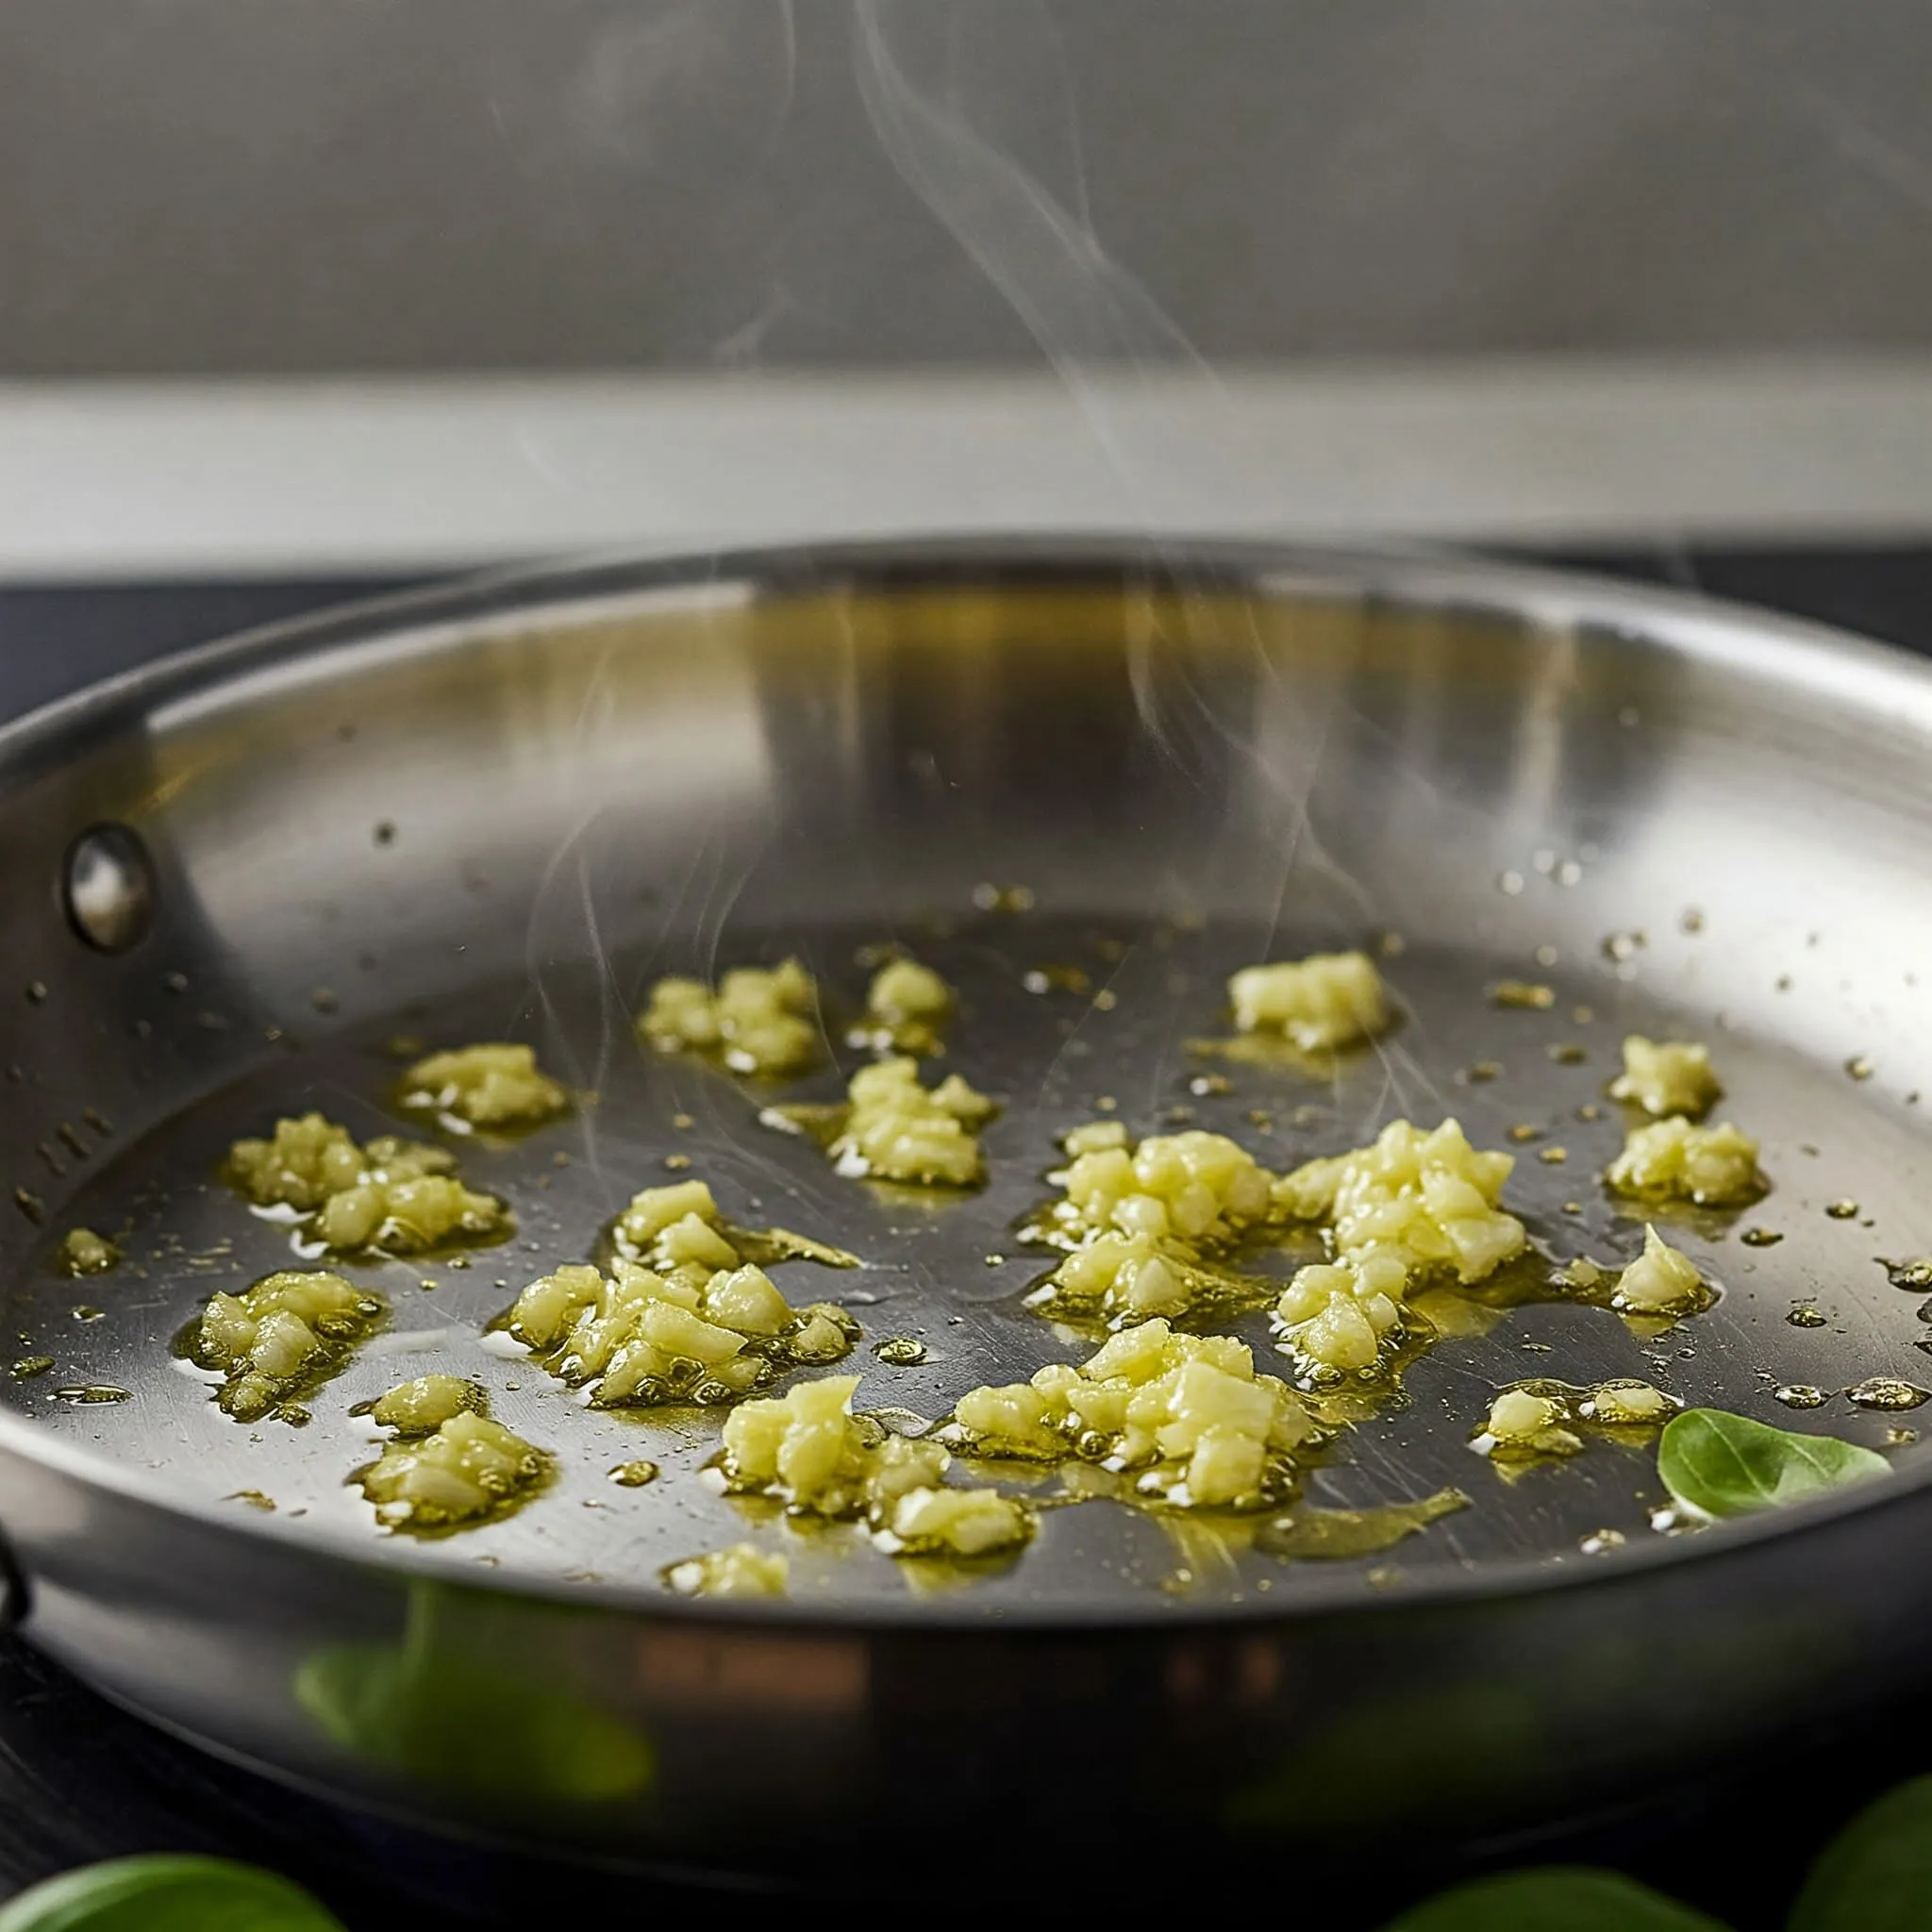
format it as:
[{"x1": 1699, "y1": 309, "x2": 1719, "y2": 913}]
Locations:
[
  {"x1": 1790, "y1": 1774, "x2": 1932, "y2": 1932},
  {"x1": 0, "y1": 1856, "x2": 344, "y2": 1932},
  {"x1": 1381, "y1": 1867, "x2": 1732, "y2": 1931},
  {"x1": 1657, "y1": 1408, "x2": 1890, "y2": 1521}
]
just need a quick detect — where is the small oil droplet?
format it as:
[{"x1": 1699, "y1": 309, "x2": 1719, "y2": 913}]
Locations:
[
  {"x1": 1888, "y1": 1258, "x2": 1932, "y2": 1291},
  {"x1": 1774, "y1": 1385, "x2": 1829, "y2": 1409},
  {"x1": 23, "y1": 981, "x2": 46, "y2": 1006},
  {"x1": 1575, "y1": 1101, "x2": 1603, "y2": 1122},
  {"x1": 1507, "y1": 1124, "x2": 1541, "y2": 1143},
  {"x1": 1850, "y1": 1376, "x2": 1929, "y2": 1411},
  {"x1": 1787, "y1": 1304, "x2": 1828, "y2": 1329},
  {"x1": 1681, "y1": 908, "x2": 1706, "y2": 934},
  {"x1": 608, "y1": 1460, "x2": 660, "y2": 1488},
  {"x1": 663, "y1": 1153, "x2": 691, "y2": 1172},
  {"x1": 1601, "y1": 931, "x2": 1646, "y2": 963},
  {"x1": 1537, "y1": 1146, "x2": 1569, "y2": 1165},
  {"x1": 1740, "y1": 1227, "x2": 1784, "y2": 1248},
  {"x1": 1463, "y1": 1061, "x2": 1503, "y2": 1084},
  {"x1": 1189, "y1": 1073, "x2": 1231, "y2": 1097},
  {"x1": 9, "y1": 1357, "x2": 52, "y2": 1380},
  {"x1": 1546, "y1": 1042, "x2": 1588, "y2": 1065},
  {"x1": 1826, "y1": 1199, "x2": 1860, "y2": 1220},
  {"x1": 1579, "y1": 1527, "x2": 1626, "y2": 1555},
  {"x1": 51, "y1": 1385, "x2": 130, "y2": 1404},
  {"x1": 1846, "y1": 1056, "x2": 1875, "y2": 1081},
  {"x1": 12, "y1": 1190, "x2": 43, "y2": 1224},
  {"x1": 873, "y1": 1337, "x2": 928, "y2": 1367}
]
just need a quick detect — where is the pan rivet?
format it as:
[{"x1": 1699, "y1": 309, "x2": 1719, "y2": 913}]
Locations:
[{"x1": 63, "y1": 824, "x2": 156, "y2": 954}]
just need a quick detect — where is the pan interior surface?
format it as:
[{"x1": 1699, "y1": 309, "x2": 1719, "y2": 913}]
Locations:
[{"x1": 5, "y1": 553, "x2": 1932, "y2": 1623}]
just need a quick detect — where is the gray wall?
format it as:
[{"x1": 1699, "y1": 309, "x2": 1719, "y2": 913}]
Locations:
[{"x1": 7, "y1": 0, "x2": 1932, "y2": 375}]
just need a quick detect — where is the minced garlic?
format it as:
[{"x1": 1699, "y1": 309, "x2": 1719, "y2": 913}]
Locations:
[
  {"x1": 1272, "y1": 1253, "x2": 1411, "y2": 1376},
  {"x1": 1028, "y1": 1118, "x2": 1523, "y2": 1351},
  {"x1": 1474, "y1": 1388, "x2": 1584, "y2": 1459},
  {"x1": 946, "y1": 1319, "x2": 1318, "y2": 1509},
  {"x1": 1612, "y1": 1224, "x2": 1707, "y2": 1316},
  {"x1": 1275, "y1": 1118, "x2": 1527, "y2": 1285},
  {"x1": 610, "y1": 1178, "x2": 858, "y2": 1276},
  {"x1": 1474, "y1": 1377, "x2": 1677, "y2": 1460},
  {"x1": 639, "y1": 959, "x2": 821, "y2": 1077},
  {"x1": 665, "y1": 1543, "x2": 791, "y2": 1598},
  {"x1": 876, "y1": 1484, "x2": 1040, "y2": 1558},
  {"x1": 398, "y1": 1041, "x2": 569, "y2": 1130},
  {"x1": 1579, "y1": 1379, "x2": 1677, "y2": 1425},
  {"x1": 58, "y1": 1227, "x2": 119, "y2": 1276},
  {"x1": 357, "y1": 1408, "x2": 549, "y2": 1533},
  {"x1": 718, "y1": 1374, "x2": 1034, "y2": 1557},
  {"x1": 194, "y1": 1269, "x2": 386, "y2": 1421},
  {"x1": 849, "y1": 958, "x2": 953, "y2": 1057},
  {"x1": 367, "y1": 1374, "x2": 486, "y2": 1433},
  {"x1": 225, "y1": 1113, "x2": 509, "y2": 1255},
  {"x1": 1607, "y1": 1115, "x2": 1763, "y2": 1206},
  {"x1": 1021, "y1": 1125, "x2": 1276, "y2": 1324},
  {"x1": 502, "y1": 1257, "x2": 857, "y2": 1407},
  {"x1": 767, "y1": 1058, "x2": 995, "y2": 1187},
  {"x1": 1610, "y1": 1036, "x2": 1721, "y2": 1120},
  {"x1": 1045, "y1": 1126, "x2": 1274, "y2": 1249},
  {"x1": 1228, "y1": 951, "x2": 1390, "y2": 1051},
  {"x1": 1032, "y1": 1230, "x2": 1213, "y2": 1323}
]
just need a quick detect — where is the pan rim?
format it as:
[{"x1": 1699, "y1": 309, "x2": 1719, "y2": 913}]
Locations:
[{"x1": 5, "y1": 528, "x2": 1931, "y2": 1634}]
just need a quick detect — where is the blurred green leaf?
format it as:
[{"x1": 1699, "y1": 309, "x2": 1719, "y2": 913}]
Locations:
[
  {"x1": 0, "y1": 1856, "x2": 344, "y2": 1931},
  {"x1": 1383, "y1": 1868, "x2": 1732, "y2": 1930},
  {"x1": 1790, "y1": 1774, "x2": 1932, "y2": 1932},
  {"x1": 296, "y1": 1639, "x2": 652, "y2": 1804},
  {"x1": 1230, "y1": 1679, "x2": 1544, "y2": 1833}
]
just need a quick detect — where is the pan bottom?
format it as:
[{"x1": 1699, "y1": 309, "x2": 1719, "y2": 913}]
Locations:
[{"x1": 7, "y1": 908, "x2": 1929, "y2": 1616}]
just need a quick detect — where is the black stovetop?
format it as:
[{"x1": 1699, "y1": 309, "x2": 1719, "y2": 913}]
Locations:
[{"x1": 4, "y1": 544, "x2": 1932, "y2": 1928}]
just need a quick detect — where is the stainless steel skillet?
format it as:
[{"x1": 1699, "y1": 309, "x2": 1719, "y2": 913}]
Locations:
[{"x1": 2, "y1": 536, "x2": 1932, "y2": 1881}]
